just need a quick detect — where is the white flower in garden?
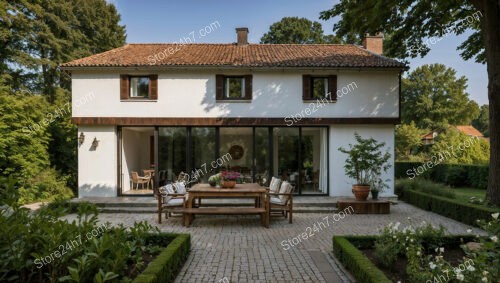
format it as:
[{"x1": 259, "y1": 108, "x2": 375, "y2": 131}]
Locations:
[
  {"x1": 456, "y1": 273, "x2": 465, "y2": 281},
  {"x1": 467, "y1": 229, "x2": 472, "y2": 233},
  {"x1": 467, "y1": 265, "x2": 475, "y2": 272},
  {"x1": 429, "y1": 262, "x2": 436, "y2": 269},
  {"x1": 435, "y1": 247, "x2": 438, "y2": 252},
  {"x1": 482, "y1": 271, "x2": 489, "y2": 275},
  {"x1": 394, "y1": 222, "x2": 401, "y2": 230},
  {"x1": 492, "y1": 212, "x2": 499, "y2": 220},
  {"x1": 482, "y1": 277, "x2": 488, "y2": 282},
  {"x1": 439, "y1": 247, "x2": 444, "y2": 253},
  {"x1": 410, "y1": 238, "x2": 414, "y2": 243},
  {"x1": 416, "y1": 251, "x2": 421, "y2": 256},
  {"x1": 490, "y1": 236, "x2": 498, "y2": 242}
]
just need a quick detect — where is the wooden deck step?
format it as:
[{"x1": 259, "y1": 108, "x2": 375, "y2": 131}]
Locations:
[{"x1": 179, "y1": 207, "x2": 266, "y2": 215}]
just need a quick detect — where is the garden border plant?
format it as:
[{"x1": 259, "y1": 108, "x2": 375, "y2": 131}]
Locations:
[
  {"x1": 133, "y1": 233, "x2": 191, "y2": 283},
  {"x1": 396, "y1": 181, "x2": 499, "y2": 226}
]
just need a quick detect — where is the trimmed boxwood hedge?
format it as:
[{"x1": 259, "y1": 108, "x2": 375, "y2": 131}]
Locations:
[
  {"x1": 395, "y1": 162, "x2": 488, "y2": 190},
  {"x1": 133, "y1": 233, "x2": 191, "y2": 283},
  {"x1": 399, "y1": 189, "x2": 499, "y2": 226},
  {"x1": 333, "y1": 235, "x2": 476, "y2": 283},
  {"x1": 332, "y1": 236, "x2": 391, "y2": 283}
]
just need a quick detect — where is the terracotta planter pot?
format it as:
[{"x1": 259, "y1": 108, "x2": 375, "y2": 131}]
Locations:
[
  {"x1": 352, "y1": 184, "x2": 370, "y2": 201},
  {"x1": 221, "y1": 180, "x2": 236, "y2": 188}
]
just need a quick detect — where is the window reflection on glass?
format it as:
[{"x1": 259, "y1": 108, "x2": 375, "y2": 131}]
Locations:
[
  {"x1": 273, "y1": 127, "x2": 299, "y2": 189},
  {"x1": 225, "y1": 77, "x2": 245, "y2": 98},
  {"x1": 158, "y1": 127, "x2": 187, "y2": 185},
  {"x1": 191, "y1": 127, "x2": 216, "y2": 183},
  {"x1": 312, "y1": 77, "x2": 328, "y2": 99},
  {"x1": 255, "y1": 127, "x2": 269, "y2": 186},
  {"x1": 130, "y1": 77, "x2": 150, "y2": 98}
]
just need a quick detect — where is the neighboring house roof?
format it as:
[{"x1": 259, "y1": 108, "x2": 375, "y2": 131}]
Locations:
[
  {"x1": 60, "y1": 43, "x2": 407, "y2": 69},
  {"x1": 454, "y1": 125, "x2": 484, "y2": 137},
  {"x1": 421, "y1": 125, "x2": 484, "y2": 141}
]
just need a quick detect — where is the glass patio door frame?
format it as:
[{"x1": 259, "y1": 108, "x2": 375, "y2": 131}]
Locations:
[{"x1": 118, "y1": 126, "x2": 329, "y2": 196}]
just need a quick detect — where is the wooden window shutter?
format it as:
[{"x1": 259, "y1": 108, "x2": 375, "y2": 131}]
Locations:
[
  {"x1": 120, "y1": 75, "x2": 129, "y2": 100},
  {"x1": 302, "y1": 75, "x2": 311, "y2": 100},
  {"x1": 244, "y1": 75, "x2": 253, "y2": 100},
  {"x1": 215, "y1": 74, "x2": 224, "y2": 100},
  {"x1": 149, "y1": 75, "x2": 158, "y2": 100},
  {"x1": 328, "y1": 75, "x2": 337, "y2": 100}
]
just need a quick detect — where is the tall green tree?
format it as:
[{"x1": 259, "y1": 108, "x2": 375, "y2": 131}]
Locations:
[
  {"x1": 472, "y1": 104, "x2": 489, "y2": 137},
  {"x1": 402, "y1": 64, "x2": 479, "y2": 129},
  {"x1": 321, "y1": 1, "x2": 500, "y2": 204},
  {"x1": 0, "y1": 0, "x2": 126, "y2": 199},
  {"x1": 1, "y1": 0, "x2": 126, "y2": 99},
  {"x1": 430, "y1": 130, "x2": 489, "y2": 165},
  {"x1": 260, "y1": 17, "x2": 339, "y2": 44},
  {"x1": 395, "y1": 122, "x2": 424, "y2": 160}
]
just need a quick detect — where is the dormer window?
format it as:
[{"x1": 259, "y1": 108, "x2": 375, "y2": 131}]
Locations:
[{"x1": 120, "y1": 75, "x2": 158, "y2": 101}]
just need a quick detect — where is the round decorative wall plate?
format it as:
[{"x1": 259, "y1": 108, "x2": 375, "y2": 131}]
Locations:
[{"x1": 229, "y1": 144, "x2": 244, "y2": 160}]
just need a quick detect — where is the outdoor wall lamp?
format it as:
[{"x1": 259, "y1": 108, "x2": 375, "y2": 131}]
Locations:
[
  {"x1": 91, "y1": 137, "x2": 99, "y2": 148},
  {"x1": 78, "y1": 132, "x2": 85, "y2": 145}
]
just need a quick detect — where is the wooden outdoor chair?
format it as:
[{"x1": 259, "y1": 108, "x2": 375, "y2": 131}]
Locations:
[
  {"x1": 157, "y1": 183, "x2": 187, "y2": 223},
  {"x1": 267, "y1": 181, "x2": 294, "y2": 223},
  {"x1": 131, "y1": 171, "x2": 150, "y2": 190}
]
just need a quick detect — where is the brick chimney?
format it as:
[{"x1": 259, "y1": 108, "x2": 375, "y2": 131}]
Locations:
[
  {"x1": 236, "y1": 27, "x2": 249, "y2": 45},
  {"x1": 362, "y1": 32, "x2": 383, "y2": 55}
]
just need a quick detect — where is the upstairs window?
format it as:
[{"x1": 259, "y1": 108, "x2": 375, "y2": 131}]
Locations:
[
  {"x1": 225, "y1": 77, "x2": 245, "y2": 99},
  {"x1": 216, "y1": 74, "x2": 252, "y2": 101},
  {"x1": 130, "y1": 77, "x2": 150, "y2": 98},
  {"x1": 302, "y1": 75, "x2": 337, "y2": 101},
  {"x1": 312, "y1": 77, "x2": 328, "y2": 99},
  {"x1": 120, "y1": 75, "x2": 158, "y2": 100}
]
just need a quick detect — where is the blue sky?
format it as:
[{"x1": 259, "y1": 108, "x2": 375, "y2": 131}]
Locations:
[{"x1": 111, "y1": 0, "x2": 488, "y2": 105}]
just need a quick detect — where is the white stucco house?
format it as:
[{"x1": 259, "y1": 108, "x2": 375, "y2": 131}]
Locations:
[{"x1": 61, "y1": 28, "x2": 406, "y2": 198}]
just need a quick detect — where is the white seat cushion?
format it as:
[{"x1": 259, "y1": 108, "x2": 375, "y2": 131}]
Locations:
[
  {"x1": 159, "y1": 184, "x2": 176, "y2": 203},
  {"x1": 278, "y1": 181, "x2": 293, "y2": 203},
  {"x1": 165, "y1": 198, "x2": 184, "y2": 206},
  {"x1": 270, "y1": 196, "x2": 284, "y2": 205},
  {"x1": 174, "y1": 182, "x2": 186, "y2": 194},
  {"x1": 269, "y1": 177, "x2": 281, "y2": 193}
]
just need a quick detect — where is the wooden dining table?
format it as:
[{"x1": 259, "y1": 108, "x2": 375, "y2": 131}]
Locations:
[{"x1": 183, "y1": 183, "x2": 269, "y2": 228}]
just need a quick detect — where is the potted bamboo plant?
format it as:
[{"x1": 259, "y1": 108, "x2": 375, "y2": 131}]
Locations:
[{"x1": 338, "y1": 133, "x2": 391, "y2": 201}]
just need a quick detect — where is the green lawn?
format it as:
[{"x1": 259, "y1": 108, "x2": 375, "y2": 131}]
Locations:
[{"x1": 453, "y1": 187, "x2": 487, "y2": 201}]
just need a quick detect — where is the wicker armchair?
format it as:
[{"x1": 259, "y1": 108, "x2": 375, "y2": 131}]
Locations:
[{"x1": 130, "y1": 171, "x2": 150, "y2": 190}]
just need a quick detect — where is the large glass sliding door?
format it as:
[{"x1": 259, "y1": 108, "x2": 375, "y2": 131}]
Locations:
[
  {"x1": 273, "y1": 127, "x2": 300, "y2": 189},
  {"x1": 158, "y1": 127, "x2": 187, "y2": 186},
  {"x1": 301, "y1": 128, "x2": 328, "y2": 194},
  {"x1": 219, "y1": 127, "x2": 253, "y2": 183},
  {"x1": 143, "y1": 126, "x2": 329, "y2": 195},
  {"x1": 255, "y1": 127, "x2": 270, "y2": 185},
  {"x1": 190, "y1": 127, "x2": 216, "y2": 183}
]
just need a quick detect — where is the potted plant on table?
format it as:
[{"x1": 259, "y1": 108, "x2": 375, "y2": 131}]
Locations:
[
  {"x1": 208, "y1": 173, "x2": 221, "y2": 187},
  {"x1": 338, "y1": 133, "x2": 391, "y2": 201},
  {"x1": 220, "y1": 171, "x2": 241, "y2": 188}
]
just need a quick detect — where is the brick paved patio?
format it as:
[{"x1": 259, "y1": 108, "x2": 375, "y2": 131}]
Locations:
[{"x1": 63, "y1": 202, "x2": 483, "y2": 283}]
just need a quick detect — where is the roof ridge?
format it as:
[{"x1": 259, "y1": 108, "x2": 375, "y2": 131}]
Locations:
[{"x1": 125, "y1": 43, "x2": 359, "y2": 47}]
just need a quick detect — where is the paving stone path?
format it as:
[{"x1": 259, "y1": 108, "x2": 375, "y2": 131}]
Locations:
[{"x1": 63, "y1": 202, "x2": 483, "y2": 283}]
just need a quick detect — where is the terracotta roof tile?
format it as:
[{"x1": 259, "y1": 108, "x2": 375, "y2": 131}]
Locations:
[
  {"x1": 454, "y1": 125, "x2": 484, "y2": 137},
  {"x1": 61, "y1": 43, "x2": 407, "y2": 69}
]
